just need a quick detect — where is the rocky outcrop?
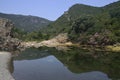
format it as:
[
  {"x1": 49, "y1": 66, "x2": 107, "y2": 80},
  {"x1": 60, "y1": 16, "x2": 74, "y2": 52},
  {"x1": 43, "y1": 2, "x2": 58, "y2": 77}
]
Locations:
[
  {"x1": 0, "y1": 18, "x2": 21, "y2": 53},
  {"x1": 88, "y1": 32, "x2": 111, "y2": 46}
]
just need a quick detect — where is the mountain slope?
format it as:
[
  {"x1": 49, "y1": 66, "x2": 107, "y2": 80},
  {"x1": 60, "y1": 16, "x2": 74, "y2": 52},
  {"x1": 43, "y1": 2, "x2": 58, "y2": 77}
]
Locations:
[
  {"x1": 44, "y1": 3, "x2": 102, "y2": 36},
  {"x1": 0, "y1": 13, "x2": 52, "y2": 32},
  {"x1": 44, "y1": 1, "x2": 120, "y2": 45}
]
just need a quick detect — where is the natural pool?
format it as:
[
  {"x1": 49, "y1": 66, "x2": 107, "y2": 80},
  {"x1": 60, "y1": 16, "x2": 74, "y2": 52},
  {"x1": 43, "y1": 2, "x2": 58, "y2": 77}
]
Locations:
[{"x1": 12, "y1": 47, "x2": 120, "y2": 80}]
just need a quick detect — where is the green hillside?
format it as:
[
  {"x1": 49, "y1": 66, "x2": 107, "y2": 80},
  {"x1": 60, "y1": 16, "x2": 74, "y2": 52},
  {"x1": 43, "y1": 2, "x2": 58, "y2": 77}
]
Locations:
[
  {"x1": 43, "y1": 4, "x2": 102, "y2": 35},
  {"x1": 0, "y1": 13, "x2": 52, "y2": 32},
  {"x1": 44, "y1": 1, "x2": 120, "y2": 45}
]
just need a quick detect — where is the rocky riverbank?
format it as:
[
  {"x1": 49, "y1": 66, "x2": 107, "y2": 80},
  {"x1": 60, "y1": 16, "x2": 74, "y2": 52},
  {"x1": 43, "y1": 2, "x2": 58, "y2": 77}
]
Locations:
[
  {"x1": 21, "y1": 33, "x2": 76, "y2": 51},
  {"x1": 21, "y1": 33, "x2": 120, "y2": 52},
  {"x1": 0, "y1": 18, "x2": 21, "y2": 80}
]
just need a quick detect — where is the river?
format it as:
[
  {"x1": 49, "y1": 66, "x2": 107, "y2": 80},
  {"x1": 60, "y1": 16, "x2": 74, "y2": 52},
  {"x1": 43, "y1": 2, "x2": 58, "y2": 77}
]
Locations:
[{"x1": 12, "y1": 47, "x2": 120, "y2": 80}]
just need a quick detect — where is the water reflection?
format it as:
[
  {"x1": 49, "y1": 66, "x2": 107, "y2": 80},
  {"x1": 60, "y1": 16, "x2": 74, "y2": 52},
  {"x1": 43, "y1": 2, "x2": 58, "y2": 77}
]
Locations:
[
  {"x1": 13, "y1": 47, "x2": 120, "y2": 80},
  {"x1": 14, "y1": 48, "x2": 50, "y2": 60},
  {"x1": 13, "y1": 56, "x2": 110, "y2": 80}
]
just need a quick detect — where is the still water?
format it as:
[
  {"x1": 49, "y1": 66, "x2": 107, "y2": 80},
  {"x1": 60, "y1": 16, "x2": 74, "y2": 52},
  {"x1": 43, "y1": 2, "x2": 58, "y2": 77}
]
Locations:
[{"x1": 12, "y1": 47, "x2": 120, "y2": 80}]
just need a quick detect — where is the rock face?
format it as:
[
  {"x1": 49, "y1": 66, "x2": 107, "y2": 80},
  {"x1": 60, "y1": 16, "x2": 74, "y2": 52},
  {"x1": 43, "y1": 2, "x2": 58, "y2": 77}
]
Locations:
[{"x1": 0, "y1": 18, "x2": 21, "y2": 52}]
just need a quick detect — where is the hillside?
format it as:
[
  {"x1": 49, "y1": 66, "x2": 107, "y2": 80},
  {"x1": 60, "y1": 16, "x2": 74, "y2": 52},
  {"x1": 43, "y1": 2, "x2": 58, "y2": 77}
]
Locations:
[
  {"x1": 0, "y1": 13, "x2": 52, "y2": 32},
  {"x1": 43, "y1": 1, "x2": 120, "y2": 45},
  {"x1": 43, "y1": 4, "x2": 102, "y2": 36}
]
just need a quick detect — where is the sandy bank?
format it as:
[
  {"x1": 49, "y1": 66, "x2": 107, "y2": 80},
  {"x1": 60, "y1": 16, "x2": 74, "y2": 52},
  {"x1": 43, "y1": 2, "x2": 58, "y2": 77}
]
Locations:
[{"x1": 0, "y1": 52, "x2": 15, "y2": 80}]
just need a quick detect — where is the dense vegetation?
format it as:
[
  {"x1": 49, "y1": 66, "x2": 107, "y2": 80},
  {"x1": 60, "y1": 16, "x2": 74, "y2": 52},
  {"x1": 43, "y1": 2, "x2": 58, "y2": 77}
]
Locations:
[
  {"x1": 0, "y1": 13, "x2": 52, "y2": 32},
  {"x1": 43, "y1": 1, "x2": 120, "y2": 45},
  {"x1": 12, "y1": 27, "x2": 50, "y2": 41}
]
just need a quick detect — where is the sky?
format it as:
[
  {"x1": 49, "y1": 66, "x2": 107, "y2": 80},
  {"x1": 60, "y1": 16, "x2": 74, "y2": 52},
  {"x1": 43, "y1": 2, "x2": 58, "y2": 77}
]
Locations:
[{"x1": 0, "y1": 0, "x2": 118, "y2": 21}]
